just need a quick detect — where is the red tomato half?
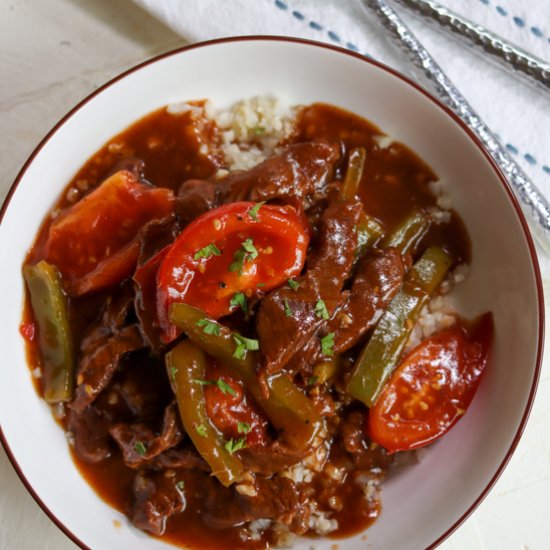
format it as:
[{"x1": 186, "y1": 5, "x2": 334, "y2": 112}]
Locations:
[
  {"x1": 157, "y1": 201, "x2": 309, "y2": 342},
  {"x1": 369, "y1": 313, "x2": 493, "y2": 453},
  {"x1": 43, "y1": 170, "x2": 174, "y2": 295}
]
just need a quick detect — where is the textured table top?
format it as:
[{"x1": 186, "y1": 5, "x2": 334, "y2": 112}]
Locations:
[{"x1": 1, "y1": 1, "x2": 549, "y2": 549}]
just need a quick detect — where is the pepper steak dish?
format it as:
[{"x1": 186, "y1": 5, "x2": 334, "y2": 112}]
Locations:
[{"x1": 21, "y1": 98, "x2": 493, "y2": 549}]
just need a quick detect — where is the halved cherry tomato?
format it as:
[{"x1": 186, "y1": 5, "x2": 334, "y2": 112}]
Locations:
[
  {"x1": 43, "y1": 170, "x2": 174, "y2": 295},
  {"x1": 204, "y1": 361, "x2": 268, "y2": 448},
  {"x1": 369, "y1": 313, "x2": 493, "y2": 453},
  {"x1": 156, "y1": 201, "x2": 309, "y2": 342}
]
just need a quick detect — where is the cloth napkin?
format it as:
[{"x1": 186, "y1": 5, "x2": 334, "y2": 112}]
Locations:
[{"x1": 134, "y1": 0, "x2": 550, "y2": 272}]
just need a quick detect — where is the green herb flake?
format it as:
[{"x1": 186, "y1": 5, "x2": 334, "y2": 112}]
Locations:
[
  {"x1": 134, "y1": 441, "x2": 147, "y2": 456},
  {"x1": 194, "y1": 243, "x2": 221, "y2": 260},
  {"x1": 169, "y1": 366, "x2": 178, "y2": 382},
  {"x1": 320, "y1": 332, "x2": 335, "y2": 357},
  {"x1": 288, "y1": 279, "x2": 300, "y2": 291},
  {"x1": 248, "y1": 201, "x2": 266, "y2": 220},
  {"x1": 233, "y1": 333, "x2": 260, "y2": 359},
  {"x1": 241, "y1": 238, "x2": 258, "y2": 259},
  {"x1": 308, "y1": 376, "x2": 319, "y2": 386},
  {"x1": 229, "y1": 238, "x2": 259, "y2": 275},
  {"x1": 216, "y1": 379, "x2": 237, "y2": 397},
  {"x1": 284, "y1": 299, "x2": 293, "y2": 318},
  {"x1": 254, "y1": 126, "x2": 265, "y2": 136},
  {"x1": 225, "y1": 437, "x2": 247, "y2": 455},
  {"x1": 195, "y1": 424, "x2": 208, "y2": 437},
  {"x1": 229, "y1": 291, "x2": 248, "y2": 314},
  {"x1": 192, "y1": 378, "x2": 212, "y2": 386},
  {"x1": 238, "y1": 422, "x2": 251, "y2": 435},
  {"x1": 356, "y1": 226, "x2": 369, "y2": 248},
  {"x1": 196, "y1": 318, "x2": 221, "y2": 336},
  {"x1": 314, "y1": 299, "x2": 329, "y2": 320},
  {"x1": 176, "y1": 480, "x2": 185, "y2": 491},
  {"x1": 257, "y1": 282, "x2": 266, "y2": 288}
]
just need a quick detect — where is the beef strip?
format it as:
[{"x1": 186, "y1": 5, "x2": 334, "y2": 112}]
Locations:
[
  {"x1": 288, "y1": 247, "x2": 407, "y2": 375},
  {"x1": 340, "y1": 410, "x2": 391, "y2": 471},
  {"x1": 132, "y1": 470, "x2": 186, "y2": 535},
  {"x1": 145, "y1": 447, "x2": 210, "y2": 472},
  {"x1": 134, "y1": 214, "x2": 181, "y2": 350},
  {"x1": 240, "y1": 440, "x2": 308, "y2": 477},
  {"x1": 109, "y1": 403, "x2": 183, "y2": 469},
  {"x1": 202, "y1": 475, "x2": 311, "y2": 535},
  {"x1": 71, "y1": 324, "x2": 144, "y2": 413},
  {"x1": 256, "y1": 201, "x2": 362, "y2": 378},
  {"x1": 67, "y1": 404, "x2": 112, "y2": 463},
  {"x1": 176, "y1": 141, "x2": 340, "y2": 225}
]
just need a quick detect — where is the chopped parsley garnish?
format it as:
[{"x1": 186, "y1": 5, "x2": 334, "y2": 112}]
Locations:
[
  {"x1": 248, "y1": 201, "x2": 266, "y2": 220},
  {"x1": 225, "y1": 437, "x2": 247, "y2": 454},
  {"x1": 238, "y1": 422, "x2": 251, "y2": 435},
  {"x1": 314, "y1": 299, "x2": 329, "y2": 320},
  {"x1": 216, "y1": 379, "x2": 237, "y2": 397},
  {"x1": 284, "y1": 299, "x2": 293, "y2": 317},
  {"x1": 233, "y1": 333, "x2": 260, "y2": 359},
  {"x1": 288, "y1": 279, "x2": 300, "y2": 291},
  {"x1": 196, "y1": 318, "x2": 221, "y2": 335},
  {"x1": 169, "y1": 366, "x2": 178, "y2": 382},
  {"x1": 229, "y1": 238, "x2": 258, "y2": 275},
  {"x1": 194, "y1": 243, "x2": 221, "y2": 260},
  {"x1": 195, "y1": 424, "x2": 208, "y2": 437},
  {"x1": 308, "y1": 376, "x2": 319, "y2": 386},
  {"x1": 320, "y1": 332, "x2": 335, "y2": 357},
  {"x1": 134, "y1": 441, "x2": 147, "y2": 456},
  {"x1": 192, "y1": 378, "x2": 237, "y2": 397},
  {"x1": 356, "y1": 225, "x2": 369, "y2": 249},
  {"x1": 230, "y1": 291, "x2": 248, "y2": 313},
  {"x1": 254, "y1": 126, "x2": 265, "y2": 135},
  {"x1": 257, "y1": 282, "x2": 266, "y2": 287},
  {"x1": 176, "y1": 480, "x2": 185, "y2": 491}
]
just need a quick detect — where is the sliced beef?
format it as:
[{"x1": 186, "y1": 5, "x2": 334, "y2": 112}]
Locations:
[
  {"x1": 256, "y1": 201, "x2": 362, "y2": 377},
  {"x1": 109, "y1": 403, "x2": 183, "y2": 469},
  {"x1": 67, "y1": 405, "x2": 112, "y2": 463},
  {"x1": 340, "y1": 410, "x2": 391, "y2": 471},
  {"x1": 289, "y1": 247, "x2": 407, "y2": 374},
  {"x1": 71, "y1": 324, "x2": 144, "y2": 413},
  {"x1": 133, "y1": 214, "x2": 181, "y2": 350},
  {"x1": 132, "y1": 470, "x2": 186, "y2": 535},
  {"x1": 137, "y1": 214, "x2": 180, "y2": 266},
  {"x1": 240, "y1": 440, "x2": 308, "y2": 476},
  {"x1": 177, "y1": 141, "x2": 340, "y2": 224},
  {"x1": 146, "y1": 447, "x2": 210, "y2": 472},
  {"x1": 106, "y1": 157, "x2": 145, "y2": 181},
  {"x1": 203, "y1": 476, "x2": 310, "y2": 534}
]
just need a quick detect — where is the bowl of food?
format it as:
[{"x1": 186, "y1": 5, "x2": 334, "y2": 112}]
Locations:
[{"x1": 0, "y1": 37, "x2": 543, "y2": 550}]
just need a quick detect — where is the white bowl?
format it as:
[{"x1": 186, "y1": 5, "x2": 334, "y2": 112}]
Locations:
[{"x1": 0, "y1": 37, "x2": 543, "y2": 550}]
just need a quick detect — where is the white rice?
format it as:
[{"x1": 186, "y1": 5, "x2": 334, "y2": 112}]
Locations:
[
  {"x1": 166, "y1": 96, "x2": 295, "y2": 172},
  {"x1": 406, "y1": 263, "x2": 469, "y2": 351}
]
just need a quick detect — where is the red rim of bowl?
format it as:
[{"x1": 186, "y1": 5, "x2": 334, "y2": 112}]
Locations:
[{"x1": 0, "y1": 35, "x2": 544, "y2": 550}]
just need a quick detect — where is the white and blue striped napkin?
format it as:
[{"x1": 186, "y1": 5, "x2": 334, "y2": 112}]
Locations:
[{"x1": 134, "y1": 0, "x2": 550, "y2": 267}]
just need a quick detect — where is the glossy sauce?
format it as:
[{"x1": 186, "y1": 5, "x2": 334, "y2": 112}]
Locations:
[{"x1": 23, "y1": 102, "x2": 471, "y2": 549}]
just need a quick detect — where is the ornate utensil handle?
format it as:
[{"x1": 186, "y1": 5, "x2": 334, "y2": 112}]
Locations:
[
  {"x1": 394, "y1": 0, "x2": 550, "y2": 94},
  {"x1": 360, "y1": 0, "x2": 550, "y2": 253}
]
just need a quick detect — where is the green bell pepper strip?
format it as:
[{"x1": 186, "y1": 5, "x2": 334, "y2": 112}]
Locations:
[
  {"x1": 23, "y1": 261, "x2": 74, "y2": 403},
  {"x1": 382, "y1": 209, "x2": 430, "y2": 255},
  {"x1": 340, "y1": 147, "x2": 366, "y2": 201},
  {"x1": 347, "y1": 246, "x2": 452, "y2": 407},
  {"x1": 166, "y1": 339, "x2": 244, "y2": 487},
  {"x1": 169, "y1": 303, "x2": 319, "y2": 450}
]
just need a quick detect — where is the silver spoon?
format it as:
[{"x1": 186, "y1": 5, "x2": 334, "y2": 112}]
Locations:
[{"x1": 360, "y1": 0, "x2": 550, "y2": 253}]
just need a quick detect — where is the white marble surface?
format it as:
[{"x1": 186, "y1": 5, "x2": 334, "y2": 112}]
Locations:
[{"x1": 0, "y1": 1, "x2": 548, "y2": 549}]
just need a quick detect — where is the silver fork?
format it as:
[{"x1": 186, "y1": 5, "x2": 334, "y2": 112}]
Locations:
[{"x1": 360, "y1": 0, "x2": 550, "y2": 253}]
